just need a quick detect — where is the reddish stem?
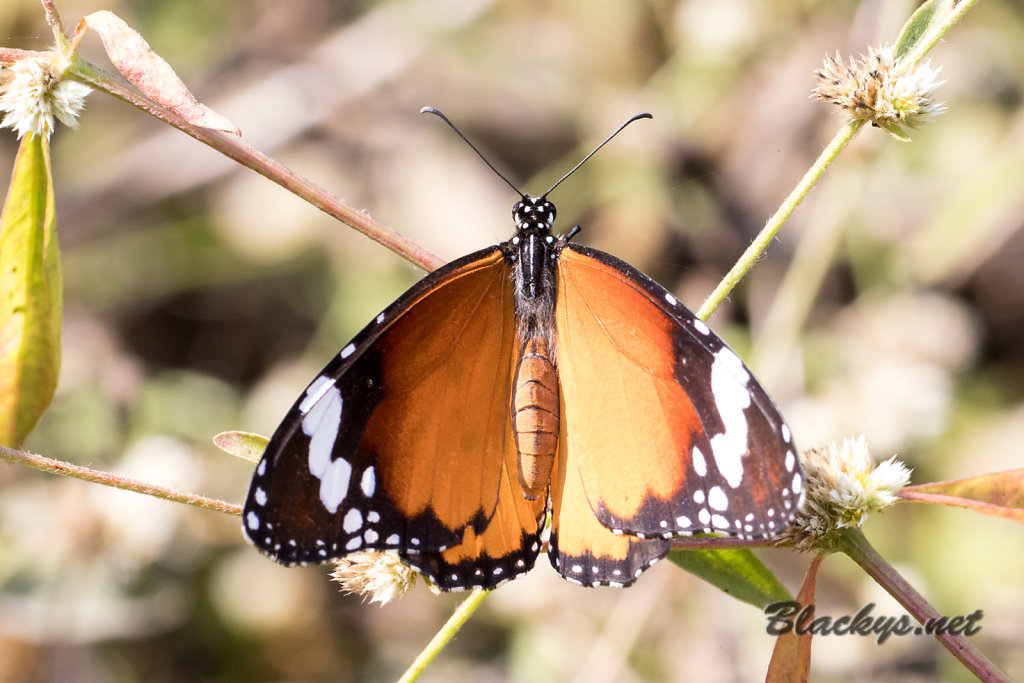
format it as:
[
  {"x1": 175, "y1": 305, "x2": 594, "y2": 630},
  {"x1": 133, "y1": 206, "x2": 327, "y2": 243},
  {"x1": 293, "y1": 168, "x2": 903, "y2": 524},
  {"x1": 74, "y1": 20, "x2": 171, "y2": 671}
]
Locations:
[
  {"x1": 0, "y1": 445, "x2": 241, "y2": 516},
  {"x1": 68, "y1": 59, "x2": 445, "y2": 273},
  {"x1": 839, "y1": 528, "x2": 1009, "y2": 682}
]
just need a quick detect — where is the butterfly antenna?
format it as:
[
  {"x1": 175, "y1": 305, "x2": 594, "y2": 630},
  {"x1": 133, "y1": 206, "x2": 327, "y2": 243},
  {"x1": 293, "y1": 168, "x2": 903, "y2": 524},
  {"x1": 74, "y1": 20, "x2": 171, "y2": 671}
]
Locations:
[
  {"x1": 421, "y1": 106, "x2": 525, "y2": 198},
  {"x1": 541, "y1": 113, "x2": 652, "y2": 198}
]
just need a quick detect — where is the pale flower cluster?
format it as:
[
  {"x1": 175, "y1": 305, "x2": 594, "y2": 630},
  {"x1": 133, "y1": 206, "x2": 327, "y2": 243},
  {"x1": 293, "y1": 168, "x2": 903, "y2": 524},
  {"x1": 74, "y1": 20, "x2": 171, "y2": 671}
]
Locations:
[
  {"x1": 0, "y1": 55, "x2": 91, "y2": 139},
  {"x1": 813, "y1": 44, "x2": 945, "y2": 138},
  {"x1": 777, "y1": 436, "x2": 911, "y2": 552},
  {"x1": 330, "y1": 551, "x2": 428, "y2": 605}
]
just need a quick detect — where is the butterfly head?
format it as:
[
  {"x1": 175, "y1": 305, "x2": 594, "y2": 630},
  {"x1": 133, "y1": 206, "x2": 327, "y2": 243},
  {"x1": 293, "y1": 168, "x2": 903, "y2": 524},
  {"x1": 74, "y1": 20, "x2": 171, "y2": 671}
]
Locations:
[{"x1": 513, "y1": 196, "x2": 557, "y2": 234}]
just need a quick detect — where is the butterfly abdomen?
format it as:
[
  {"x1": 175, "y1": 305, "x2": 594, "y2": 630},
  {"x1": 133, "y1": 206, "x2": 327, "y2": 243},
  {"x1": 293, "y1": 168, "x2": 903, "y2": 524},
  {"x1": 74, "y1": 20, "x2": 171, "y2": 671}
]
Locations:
[{"x1": 512, "y1": 336, "x2": 559, "y2": 500}]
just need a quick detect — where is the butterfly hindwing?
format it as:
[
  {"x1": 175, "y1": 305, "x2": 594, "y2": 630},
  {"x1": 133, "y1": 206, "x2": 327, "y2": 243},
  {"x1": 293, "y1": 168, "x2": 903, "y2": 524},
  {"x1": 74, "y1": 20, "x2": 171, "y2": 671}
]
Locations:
[
  {"x1": 554, "y1": 244, "x2": 803, "y2": 546},
  {"x1": 244, "y1": 247, "x2": 532, "y2": 574},
  {"x1": 548, "y1": 397, "x2": 669, "y2": 587},
  {"x1": 403, "y1": 433, "x2": 548, "y2": 591}
]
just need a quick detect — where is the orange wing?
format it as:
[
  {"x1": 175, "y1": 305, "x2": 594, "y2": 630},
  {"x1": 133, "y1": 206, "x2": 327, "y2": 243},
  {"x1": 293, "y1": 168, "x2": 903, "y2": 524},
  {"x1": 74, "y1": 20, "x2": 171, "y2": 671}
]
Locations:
[
  {"x1": 244, "y1": 247, "x2": 545, "y2": 589},
  {"x1": 405, "y1": 434, "x2": 547, "y2": 590},
  {"x1": 550, "y1": 245, "x2": 801, "y2": 582},
  {"x1": 548, "y1": 396, "x2": 669, "y2": 586}
]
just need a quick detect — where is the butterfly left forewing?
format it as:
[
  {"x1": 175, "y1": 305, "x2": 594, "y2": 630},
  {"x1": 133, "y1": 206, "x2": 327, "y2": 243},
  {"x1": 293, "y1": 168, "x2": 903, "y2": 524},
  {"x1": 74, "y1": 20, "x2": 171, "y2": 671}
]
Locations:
[
  {"x1": 554, "y1": 244, "x2": 803, "y2": 546},
  {"x1": 244, "y1": 248, "x2": 526, "y2": 569}
]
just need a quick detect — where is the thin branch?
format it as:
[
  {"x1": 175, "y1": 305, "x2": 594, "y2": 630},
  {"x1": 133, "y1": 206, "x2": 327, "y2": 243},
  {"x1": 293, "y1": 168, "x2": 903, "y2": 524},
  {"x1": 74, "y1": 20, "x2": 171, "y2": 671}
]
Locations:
[
  {"x1": 67, "y1": 58, "x2": 445, "y2": 273},
  {"x1": 39, "y1": 0, "x2": 68, "y2": 50},
  {"x1": 0, "y1": 445, "x2": 241, "y2": 516},
  {"x1": 670, "y1": 535, "x2": 780, "y2": 550},
  {"x1": 839, "y1": 528, "x2": 1009, "y2": 682},
  {"x1": 397, "y1": 589, "x2": 490, "y2": 683},
  {"x1": 697, "y1": 119, "x2": 864, "y2": 321}
]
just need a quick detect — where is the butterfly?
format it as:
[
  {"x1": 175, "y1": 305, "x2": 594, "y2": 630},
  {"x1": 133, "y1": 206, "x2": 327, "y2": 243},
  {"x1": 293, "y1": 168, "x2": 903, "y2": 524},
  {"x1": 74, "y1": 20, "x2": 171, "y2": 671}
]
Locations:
[{"x1": 243, "y1": 109, "x2": 804, "y2": 591}]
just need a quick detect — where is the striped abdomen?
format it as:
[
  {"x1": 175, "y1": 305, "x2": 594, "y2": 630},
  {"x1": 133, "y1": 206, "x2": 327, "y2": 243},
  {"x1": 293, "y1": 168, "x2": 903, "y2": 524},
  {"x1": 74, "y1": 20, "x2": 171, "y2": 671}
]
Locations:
[{"x1": 512, "y1": 336, "x2": 559, "y2": 500}]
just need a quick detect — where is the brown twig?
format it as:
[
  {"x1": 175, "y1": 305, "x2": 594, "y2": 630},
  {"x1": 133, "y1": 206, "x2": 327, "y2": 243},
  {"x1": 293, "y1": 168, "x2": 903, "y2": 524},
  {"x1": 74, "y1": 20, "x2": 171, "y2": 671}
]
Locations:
[
  {"x1": 67, "y1": 58, "x2": 445, "y2": 273},
  {"x1": 839, "y1": 528, "x2": 1009, "y2": 682},
  {"x1": 0, "y1": 445, "x2": 242, "y2": 516}
]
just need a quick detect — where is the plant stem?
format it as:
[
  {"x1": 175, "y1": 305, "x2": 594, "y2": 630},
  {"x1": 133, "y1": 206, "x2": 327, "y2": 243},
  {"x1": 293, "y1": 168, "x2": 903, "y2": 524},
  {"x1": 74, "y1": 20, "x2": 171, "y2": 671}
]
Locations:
[
  {"x1": 838, "y1": 528, "x2": 1009, "y2": 682},
  {"x1": 0, "y1": 445, "x2": 241, "y2": 516},
  {"x1": 697, "y1": 119, "x2": 864, "y2": 321},
  {"x1": 903, "y1": 0, "x2": 981, "y2": 69},
  {"x1": 66, "y1": 59, "x2": 445, "y2": 273},
  {"x1": 397, "y1": 589, "x2": 490, "y2": 683}
]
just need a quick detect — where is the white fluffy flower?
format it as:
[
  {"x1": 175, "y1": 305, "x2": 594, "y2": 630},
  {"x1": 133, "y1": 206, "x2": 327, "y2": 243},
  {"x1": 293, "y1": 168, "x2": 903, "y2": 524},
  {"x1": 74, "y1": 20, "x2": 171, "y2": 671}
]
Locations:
[
  {"x1": 813, "y1": 44, "x2": 945, "y2": 139},
  {"x1": 331, "y1": 551, "x2": 427, "y2": 605},
  {"x1": 777, "y1": 436, "x2": 912, "y2": 552},
  {"x1": 1, "y1": 55, "x2": 91, "y2": 139}
]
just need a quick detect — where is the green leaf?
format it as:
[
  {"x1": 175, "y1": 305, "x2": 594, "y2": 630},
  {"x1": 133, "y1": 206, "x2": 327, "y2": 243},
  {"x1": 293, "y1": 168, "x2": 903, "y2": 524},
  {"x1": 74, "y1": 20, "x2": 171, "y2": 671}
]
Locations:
[
  {"x1": 668, "y1": 546, "x2": 792, "y2": 609},
  {"x1": 894, "y1": 0, "x2": 955, "y2": 60},
  {"x1": 212, "y1": 430, "x2": 269, "y2": 463},
  {"x1": 0, "y1": 135, "x2": 62, "y2": 447}
]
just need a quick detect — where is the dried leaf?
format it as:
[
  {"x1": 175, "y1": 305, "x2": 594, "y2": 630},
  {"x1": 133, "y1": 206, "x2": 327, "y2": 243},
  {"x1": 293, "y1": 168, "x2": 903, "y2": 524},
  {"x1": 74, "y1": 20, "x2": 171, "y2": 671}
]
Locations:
[
  {"x1": 81, "y1": 10, "x2": 240, "y2": 135},
  {"x1": 0, "y1": 135, "x2": 62, "y2": 447},
  {"x1": 765, "y1": 554, "x2": 822, "y2": 683},
  {"x1": 899, "y1": 469, "x2": 1024, "y2": 523}
]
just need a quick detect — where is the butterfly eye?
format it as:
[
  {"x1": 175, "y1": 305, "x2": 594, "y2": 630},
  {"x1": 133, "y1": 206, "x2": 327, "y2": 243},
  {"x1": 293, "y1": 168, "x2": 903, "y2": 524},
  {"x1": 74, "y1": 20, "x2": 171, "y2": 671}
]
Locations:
[{"x1": 541, "y1": 201, "x2": 556, "y2": 224}]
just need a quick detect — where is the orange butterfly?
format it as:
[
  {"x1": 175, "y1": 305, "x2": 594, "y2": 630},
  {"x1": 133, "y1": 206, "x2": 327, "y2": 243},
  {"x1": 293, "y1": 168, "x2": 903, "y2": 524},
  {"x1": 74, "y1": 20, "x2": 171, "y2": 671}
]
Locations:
[{"x1": 243, "y1": 110, "x2": 803, "y2": 590}]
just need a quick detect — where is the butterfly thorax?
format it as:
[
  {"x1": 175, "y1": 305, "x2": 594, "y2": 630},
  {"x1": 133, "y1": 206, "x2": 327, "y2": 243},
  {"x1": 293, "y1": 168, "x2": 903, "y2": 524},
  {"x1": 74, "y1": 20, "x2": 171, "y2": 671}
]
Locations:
[{"x1": 507, "y1": 195, "x2": 561, "y2": 500}]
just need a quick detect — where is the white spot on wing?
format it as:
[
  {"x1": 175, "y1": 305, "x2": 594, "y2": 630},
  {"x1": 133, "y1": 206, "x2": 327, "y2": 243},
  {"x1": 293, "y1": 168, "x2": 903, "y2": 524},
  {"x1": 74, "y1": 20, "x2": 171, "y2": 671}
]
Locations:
[
  {"x1": 364, "y1": 528, "x2": 379, "y2": 543},
  {"x1": 343, "y1": 508, "x2": 363, "y2": 533},
  {"x1": 340, "y1": 343, "x2": 356, "y2": 359},
  {"x1": 320, "y1": 457, "x2": 352, "y2": 513},
  {"x1": 665, "y1": 292, "x2": 677, "y2": 306},
  {"x1": 346, "y1": 537, "x2": 362, "y2": 551},
  {"x1": 303, "y1": 387, "x2": 343, "y2": 477},
  {"x1": 376, "y1": 313, "x2": 386, "y2": 324},
  {"x1": 708, "y1": 486, "x2": 728, "y2": 511},
  {"x1": 299, "y1": 376, "x2": 335, "y2": 415},
  {"x1": 246, "y1": 511, "x2": 260, "y2": 531},
  {"x1": 694, "y1": 490, "x2": 705, "y2": 504},
  {"x1": 693, "y1": 319, "x2": 710, "y2": 336},
  {"x1": 792, "y1": 472, "x2": 803, "y2": 495},
  {"x1": 361, "y1": 467, "x2": 376, "y2": 497},
  {"x1": 675, "y1": 515, "x2": 691, "y2": 527},
  {"x1": 256, "y1": 459, "x2": 266, "y2": 476},
  {"x1": 254, "y1": 487, "x2": 267, "y2": 506},
  {"x1": 708, "y1": 348, "x2": 751, "y2": 488},
  {"x1": 785, "y1": 450, "x2": 795, "y2": 472},
  {"x1": 692, "y1": 446, "x2": 707, "y2": 476}
]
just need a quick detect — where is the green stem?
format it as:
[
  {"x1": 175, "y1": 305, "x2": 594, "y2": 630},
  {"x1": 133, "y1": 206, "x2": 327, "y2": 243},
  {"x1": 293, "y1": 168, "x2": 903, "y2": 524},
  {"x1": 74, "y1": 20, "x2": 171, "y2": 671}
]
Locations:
[
  {"x1": 697, "y1": 119, "x2": 864, "y2": 321},
  {"x1": 839, "y1": 528, "x2": 1009, "y2": 682},
  {"x1": 903, "y1": 0, "x2": 981, "y2": 69},
  {"x1": 397, "y1": 589, "x2": 490, "y2": 683},
  {"x1": 0, "y1": 445, "x2": 241, "y2": 516}
]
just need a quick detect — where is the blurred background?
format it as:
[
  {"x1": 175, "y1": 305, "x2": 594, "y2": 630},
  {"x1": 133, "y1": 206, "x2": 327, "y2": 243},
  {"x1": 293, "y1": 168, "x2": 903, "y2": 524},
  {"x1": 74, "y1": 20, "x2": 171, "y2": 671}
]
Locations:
[{"x1": 2, "y1": 0, "x2": 1024, "y2": 680}]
